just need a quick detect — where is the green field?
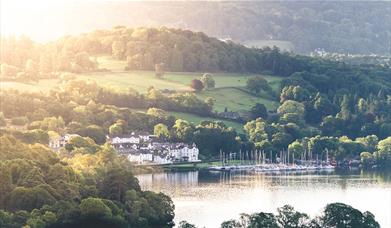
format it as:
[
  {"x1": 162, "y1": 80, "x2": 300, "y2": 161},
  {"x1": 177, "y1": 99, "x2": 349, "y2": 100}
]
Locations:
[
  {"x1": 0, "y1": 57, "x2": 283, "y2": 132},
  {"x1": 0, "y1": 80, "x2": 61, "y2": 93},
  {"x1": 198, "y1": 87, "x2": 278, "y2": 112},
  {"x1": 0, "y1": 57, "x2": 282, "y2": 114},
  {"x1": 165, "y1": 72, "x2": 282, "y2": 90},
  {"x1": 78, "y1": 72, "x2": 193, "y2": 93},
  {"x1": 78, "y1": 70, "x2": 280, "y2": 112}
]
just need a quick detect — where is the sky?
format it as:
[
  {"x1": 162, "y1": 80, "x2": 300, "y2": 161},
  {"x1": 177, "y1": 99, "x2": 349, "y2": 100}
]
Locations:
[{"x1": 0, "y1": 0, "x2": 135, "y2": 42}]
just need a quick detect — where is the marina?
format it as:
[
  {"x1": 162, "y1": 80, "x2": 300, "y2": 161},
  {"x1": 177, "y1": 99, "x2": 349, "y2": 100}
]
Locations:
[
  {"x1": 208, "y1": 149, "x2": 335, "y2": 172},
  {"x1": 208, "y1": 163, "x2": 335, "y2": 172}
]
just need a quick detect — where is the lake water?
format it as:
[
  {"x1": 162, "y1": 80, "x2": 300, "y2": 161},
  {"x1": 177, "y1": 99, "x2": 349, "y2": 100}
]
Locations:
[{"x1": 137, "y1": 170, "x2": 391, "y2": 228}]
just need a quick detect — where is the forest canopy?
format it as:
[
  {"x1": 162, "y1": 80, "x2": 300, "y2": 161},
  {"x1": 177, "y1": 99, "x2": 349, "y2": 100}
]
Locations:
[{"x1": 8, "y1": 1, "x2": 389, "y2": 55}]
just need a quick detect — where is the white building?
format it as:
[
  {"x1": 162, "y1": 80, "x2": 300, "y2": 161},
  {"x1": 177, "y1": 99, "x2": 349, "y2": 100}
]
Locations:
[
  {"x1": 128, "y1": 153, "x2": 154, "y2": 164},
  {"x1": 169, "y1": 143, "x2": 199, "y2": 162},
  {"x1": 109, "y1": 134, "x2": 200, "y2": 164},
  {"x1": 111, "y1": 135, "x2": 140, "y2": 144},
  {"x1": 128, "y1": 153, "x2": 173, "y2": 165},
  {"x1": 110, "y1": 132, "x2": 154, "y2": 145},
  {"x1": 49, "y1": 134, "x2": 80, "y2": 150}
]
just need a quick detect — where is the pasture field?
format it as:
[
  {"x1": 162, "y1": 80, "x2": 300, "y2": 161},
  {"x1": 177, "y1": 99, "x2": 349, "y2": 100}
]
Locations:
[
  {"x1": 93, "y1": 57, "x2": 282, "y2": 112},
  {"x1": 79, "y1": 70, "x2": 282, "y2": 92},
  {"x1": 198, "y1": 87, "x2": 278, "y2": 112},
  {"x1": 0, "y1": 79, "x2": 61, "y2": 93},
  {"x1": 1, "y1": 56, "x2": 282, "y2": 114},
  {"x1": 79, "y1": 71, "x2": 281, "y2": 111},
  {"x1": 78, "y1": 72, "x2": 193, "y2": 93},
  {"x1": 96, "y1": 56, "x2": 282, "y2": 91},
  {"x1": 164, "y1": 72, "x2": 282, "y2": 91}
]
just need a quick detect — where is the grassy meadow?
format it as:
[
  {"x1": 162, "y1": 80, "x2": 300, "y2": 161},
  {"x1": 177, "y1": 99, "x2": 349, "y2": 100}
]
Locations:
[
  {"x1": 198, "y1": 88, "x2": 278, "y2": 112},
  {"x1": 0, "y1": 56, "x2": 282, "y2": 128},
  {"x1": 0, "y1": 79, "x2": 62, "y2": 93}
]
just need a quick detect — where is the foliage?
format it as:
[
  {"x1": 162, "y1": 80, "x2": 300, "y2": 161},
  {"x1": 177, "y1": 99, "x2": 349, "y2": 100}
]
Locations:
[
  {"x1": 320, "y1": 203, "x2": 379, "y2": 228},
  {"x1": 220, "y1": 203, "x2": 379, "y2": 228},
  {"x1": 91, "y1": 2, "x2": 390, "y2": 55},
  {"x1": 373, "y1": 137, "x2": 391, "y2": 167},
  {"x1": 178, "y1": 220, "x2": 197, "y2": 228},
  {"x1": 200, "y1": 73, "x2": 215, "y2": 89},
  {"x1": 246, "y1": 76, "x2": 272, "y2": 94},
  {"x1": 250, "y1": 103, "x2": 268, "y2": 119},
  {"x1": 0, "y1": 136, "x2": 175, "y2": 227},
  {"x1": 190, "y1": 79, "x2": 204, "y2": 92},
  {"x1": 154, "y1": 123, "x2": 170, "y2": 139}
]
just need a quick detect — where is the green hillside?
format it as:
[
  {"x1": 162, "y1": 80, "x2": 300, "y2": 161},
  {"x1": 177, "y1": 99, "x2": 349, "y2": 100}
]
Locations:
[
  {"x1": 1, "y1": 55, "x2": 281, "y2": 115},
  {"x1": 198, "y1": 87, "x2": 278, "y2": 112},
  {"x1": 80, "y1": 69, "x2": 281, "y2": 113}
]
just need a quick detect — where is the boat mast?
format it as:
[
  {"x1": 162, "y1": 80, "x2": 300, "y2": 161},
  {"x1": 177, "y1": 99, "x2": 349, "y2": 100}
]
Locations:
[
  {"x1": 326, "y1": 148, "x2": 329, "y2": 163},
  {"x1": 292, "y1": 151, "x2": 295, "y2": 165},
  {"x1": 287, "y1": 148, "x2": 290, "y2": 165},
  {"x1": 220, "y1": 149, "x2": 223, "y2": 167}
]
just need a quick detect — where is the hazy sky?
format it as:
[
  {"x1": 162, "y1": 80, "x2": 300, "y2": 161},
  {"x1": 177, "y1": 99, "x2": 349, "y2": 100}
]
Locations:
[{"x1": 0, "y1": 0, "x2": 135, "y2": 42}]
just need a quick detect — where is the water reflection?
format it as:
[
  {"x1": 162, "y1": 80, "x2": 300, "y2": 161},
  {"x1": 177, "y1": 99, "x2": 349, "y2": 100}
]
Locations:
[{"x1": 138, "y1": 170, "x2": 391, "y2": 228}]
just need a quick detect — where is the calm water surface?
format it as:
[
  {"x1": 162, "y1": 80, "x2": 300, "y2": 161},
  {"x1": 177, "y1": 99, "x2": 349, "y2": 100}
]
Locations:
[{"x1": 137, "y1": 170, "x2": 391, "y2": 228}]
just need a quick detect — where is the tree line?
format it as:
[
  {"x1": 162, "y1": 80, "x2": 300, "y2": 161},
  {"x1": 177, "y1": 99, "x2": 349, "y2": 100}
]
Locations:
[
  {"x1": 0, "y1": 135, "x2": 175, "y2": 228},
  {"x1": 179, "y1": 203, "x2": 379, "y2": 228}
]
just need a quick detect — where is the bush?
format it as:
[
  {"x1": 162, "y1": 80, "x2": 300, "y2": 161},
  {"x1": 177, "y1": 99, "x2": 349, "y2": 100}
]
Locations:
[
  {"x1": 11, "y1": 117, "x2": 29, "y2": 126},
  {"x1": 190, "y1": 79, "x2": 204, "y2": 92}
]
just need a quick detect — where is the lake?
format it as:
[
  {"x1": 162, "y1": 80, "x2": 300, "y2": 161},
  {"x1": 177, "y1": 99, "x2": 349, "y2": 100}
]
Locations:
[{"x1": 137, "y1": 170, "x2": 391, "y2": 228}]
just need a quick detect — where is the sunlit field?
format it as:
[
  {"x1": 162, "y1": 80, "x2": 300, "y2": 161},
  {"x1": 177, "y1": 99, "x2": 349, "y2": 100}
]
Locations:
[
  {"x1": 0, "y1": 79, "x2": 61, "y2": 93},
  {"x1": 79, "y1": 72, "x2": 193, "y2": 93},
  {"x1": 0, "y1": 56, "x2": 282, "y2": 113},
  {"x1": 198, "y1": 87, "x2": 278, "y2": 112}
]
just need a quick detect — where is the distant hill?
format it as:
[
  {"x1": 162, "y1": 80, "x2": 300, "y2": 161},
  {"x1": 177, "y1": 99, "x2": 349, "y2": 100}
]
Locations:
[
  {"x1": 0, "y1": 26, "x2": 315, "y2": 76},
  {"x1": 3, "y1": 1, "x2": 390, "y2": 55}
]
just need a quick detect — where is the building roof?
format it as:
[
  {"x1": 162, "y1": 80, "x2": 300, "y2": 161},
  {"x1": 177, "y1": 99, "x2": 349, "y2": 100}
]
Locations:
[{"x1": 109, "y1": 131, "x2": 156, "y2": 139}]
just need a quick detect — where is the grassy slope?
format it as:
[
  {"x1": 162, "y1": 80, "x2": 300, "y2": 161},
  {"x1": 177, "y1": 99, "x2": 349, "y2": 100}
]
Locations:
[
  {"x1": 0, "y1": 79, "x2": 61, "y2": 93},
  {"x1": 0, "y1": 56, "x2": 282, "y2": 113},
  {"x1": 90, "y1": 57, "x2": 282, "y2": 112},
  {"x1": 78, "y1": 70, "x2": 281, "y2": 112},
  {"x1": 198, "y1": 88, "x2": 278, "y2": 112},
  {"x1": 0, "y1": 57, "x2": 283, "y2": 132},
  {"x1": 78, "y1": 72, "x2": 193, "y2": 93},
  {"x1": 165, "y1": 72, "x2": 282, "y2": 89}
]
